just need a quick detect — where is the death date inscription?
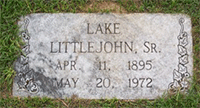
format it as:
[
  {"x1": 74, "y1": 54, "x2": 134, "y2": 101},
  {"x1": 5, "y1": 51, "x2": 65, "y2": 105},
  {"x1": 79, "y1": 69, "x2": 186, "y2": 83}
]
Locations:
[{"x1": 52, "y1": 77, "x2": 153, "y2": 89}]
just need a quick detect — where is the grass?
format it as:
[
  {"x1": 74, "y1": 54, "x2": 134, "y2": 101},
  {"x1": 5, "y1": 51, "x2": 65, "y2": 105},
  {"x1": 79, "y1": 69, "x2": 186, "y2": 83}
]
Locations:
[{"x1": 0, "y1": 0, "x2": 200, "y2": 107}]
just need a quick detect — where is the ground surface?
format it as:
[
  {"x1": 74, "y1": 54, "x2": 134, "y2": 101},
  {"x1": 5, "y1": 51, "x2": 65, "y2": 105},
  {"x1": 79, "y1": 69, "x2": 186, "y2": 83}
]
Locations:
[{"x1": 0, "y1": 0, "x2": 200, "y2": 107}]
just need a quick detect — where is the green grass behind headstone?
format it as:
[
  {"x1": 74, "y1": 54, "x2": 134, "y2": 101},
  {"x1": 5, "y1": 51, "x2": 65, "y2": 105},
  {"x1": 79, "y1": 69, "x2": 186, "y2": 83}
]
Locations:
[{"x1": 0, "y1": 0, "x2": 199, "y2": 107}]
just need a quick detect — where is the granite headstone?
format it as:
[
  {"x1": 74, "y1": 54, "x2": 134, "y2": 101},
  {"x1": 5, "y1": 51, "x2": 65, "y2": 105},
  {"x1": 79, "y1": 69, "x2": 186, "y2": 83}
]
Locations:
[{"x1": 13, "y1": 13, "x2": 193, "y2": 99}]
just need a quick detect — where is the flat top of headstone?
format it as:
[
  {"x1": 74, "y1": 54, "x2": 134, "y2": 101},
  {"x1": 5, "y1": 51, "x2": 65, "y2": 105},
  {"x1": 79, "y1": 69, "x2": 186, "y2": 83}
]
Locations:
[{"x1": 13, "y1": 13, "x2": 192, "y2": 99}]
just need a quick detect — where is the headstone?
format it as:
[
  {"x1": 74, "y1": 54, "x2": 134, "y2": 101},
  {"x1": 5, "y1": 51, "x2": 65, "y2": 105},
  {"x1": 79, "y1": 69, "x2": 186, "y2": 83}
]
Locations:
[{"x1": 13, "y1": 13, "x2": 193, "y2": 99}]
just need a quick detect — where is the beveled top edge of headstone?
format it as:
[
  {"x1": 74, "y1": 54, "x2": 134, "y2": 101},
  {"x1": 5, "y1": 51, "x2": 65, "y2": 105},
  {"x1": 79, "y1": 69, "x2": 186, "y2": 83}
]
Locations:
[{"x1": 20, "y1": 13, "x2": 191, "y2": 18}]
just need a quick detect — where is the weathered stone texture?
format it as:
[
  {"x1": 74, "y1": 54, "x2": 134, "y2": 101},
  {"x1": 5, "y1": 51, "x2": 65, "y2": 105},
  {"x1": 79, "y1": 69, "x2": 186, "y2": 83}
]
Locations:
[{"x1": 13, "y1": 13, "x2": 192, "y2": 99}]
